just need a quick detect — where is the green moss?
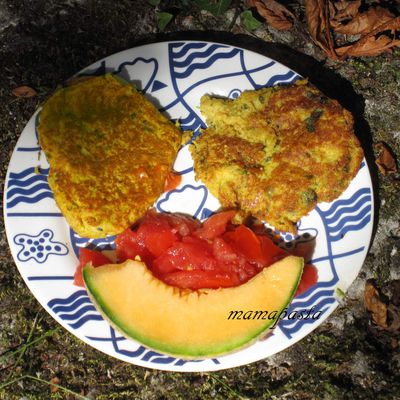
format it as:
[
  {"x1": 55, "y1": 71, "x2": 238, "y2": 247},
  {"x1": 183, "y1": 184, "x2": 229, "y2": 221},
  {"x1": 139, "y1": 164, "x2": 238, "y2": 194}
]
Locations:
[{"x1": 323, "y1": 382, "x2": 340, "y2": 396}]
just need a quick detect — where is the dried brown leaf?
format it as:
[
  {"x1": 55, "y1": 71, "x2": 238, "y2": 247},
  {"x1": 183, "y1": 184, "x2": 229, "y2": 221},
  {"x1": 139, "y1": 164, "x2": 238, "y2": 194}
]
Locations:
[
  {"x1": 364, "y1": 281, "x2": 388, "y2": 328},
  {"x1": 387, "y1": 304, "x2": 400, "y2": 334},
  {"x1": 305, "y1": 0, "x2": 337, "y2": 59},
  {"x1": 329, "y1": 0, "x2": 361, "y2": 25},
  {"x1": 336, "y1": 34, "x2": 400, "y2": 57},
  {"x1": 334, "y1": 6, "x2": 395, "y2": 35},
  {"x1": 336, "y1": 15, "x2": 400, "y2": 58},
  {"x1": 50, "y1": 377, "x2": 61, "y2": 393},
  {"x1": 305, "y1": 1, "x2": 400, "y2": 59},
  {"x1": 374, "y1": 141, "x2": 398, "y2": 175},
  {"x1": 12, "y1": 86, "x2": 37, "y2": 98},
  {"x1": 247, "y1": 0, "x2": 294, "y2": 30}
]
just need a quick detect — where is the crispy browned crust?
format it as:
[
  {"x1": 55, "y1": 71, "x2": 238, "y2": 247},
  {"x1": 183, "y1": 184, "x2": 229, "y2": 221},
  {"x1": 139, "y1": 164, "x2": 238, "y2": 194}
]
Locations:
[
  {"x1": 38, "y1": 74, "x2": 181, "y2": 238},
  {"x1": 190, "y1": 80, "x2": 364, "y2": 233}
]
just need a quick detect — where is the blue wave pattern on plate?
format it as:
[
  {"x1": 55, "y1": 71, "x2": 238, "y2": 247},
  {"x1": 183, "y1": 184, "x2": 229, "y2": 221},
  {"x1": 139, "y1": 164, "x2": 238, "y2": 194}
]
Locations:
[
  {"x1": 240, "y1": 54, "x2": 297, "y2": 89},
  {"x1": 13, "y1": 229, "x2": 68, "y2": 263},
  {"x1": 6, "y1": 167, "x2": 52, "y2": 208},
  {"x1": 167, "y1": 42, "x2": 216, "y2": 133},
  {"x1": 86, "y1": 327, "x2": 221, "y2": 366},
  {"x1": 279, "y1": 187, "x2": 372, "y2": 338},
  {"x1": 319, "y1": 187, "x2": 372, "y2": 242},
  {"x1": 70, "y1": 229, "x2": 116, "y2": 259},
  {"x1": 48, "y1": 290, "x2": 104, "y2": 329},
  {"x1": 172, "y1": 43, "x2": 240, "y2": 79}
]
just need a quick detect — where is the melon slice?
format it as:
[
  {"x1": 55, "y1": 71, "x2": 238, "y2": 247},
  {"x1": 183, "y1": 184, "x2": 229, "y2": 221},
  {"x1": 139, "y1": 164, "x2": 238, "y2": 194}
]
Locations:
[{"x1": 83, "y1": 256, "x2": 303, "y2": 358}]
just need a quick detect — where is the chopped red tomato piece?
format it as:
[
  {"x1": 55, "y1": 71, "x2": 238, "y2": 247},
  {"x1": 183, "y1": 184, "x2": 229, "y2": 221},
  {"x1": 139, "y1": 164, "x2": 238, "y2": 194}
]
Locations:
[
  {"x1": 166, "y1": 213, "x2": 201, "y2": 237},
  {"x1": 194, "y1": 210, "x2": 236, "y2": 240},
  {"x1": 295, "y1": 264, "x2": 318, "y2": 296},
  {"x1": 140, "y1": 208, "x2": 200, "y2": 237},
  {"x1": 212, "y1": 237, "x2": 237, "y2": 263},
  {"x1": 138, "y1": 221, "x2": 177, "y2": 258},
  {"x1": 115, "y1": 228, "x2": 151, "y2": 264},
  {"x1": 152, "y1": 236, "x2": 217, "y2": 276},
  {"x1": 163, "y1": 270, "x2": 240, "y2": 290},
  {"x1": 259, "y1": 235, "x2": 287, "y2": 264},
  {"x1": 223, "y1": 225, "x2": 264, "y2": 265},
  {"x1": 74, "y1": 248, "x2": 111, "y2": 287}
]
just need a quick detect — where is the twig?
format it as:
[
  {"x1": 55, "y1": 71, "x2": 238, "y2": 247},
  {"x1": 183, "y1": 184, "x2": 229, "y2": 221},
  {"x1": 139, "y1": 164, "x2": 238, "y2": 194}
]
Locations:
[
  {"x1": 6, "y1": 313, "x2": 41, "y2": 380},
  {"x1": 0, "y1": 374, "x2": 89, "y2": 399},
  {"x1": 0, "y1": 326, "x2": 61, "y2": 363},
  {"x1": 208, "y1": 373, "x2": 246, "y2": 399},
  {"x1": 228, "y1": 0, "x2": 242, "y2": 31}
]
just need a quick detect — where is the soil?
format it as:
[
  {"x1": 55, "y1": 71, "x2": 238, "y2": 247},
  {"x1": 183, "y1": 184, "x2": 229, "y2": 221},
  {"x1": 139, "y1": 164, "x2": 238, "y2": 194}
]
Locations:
[{"x1": 0, "y1": 1, "x2": 399, "y2": 399}]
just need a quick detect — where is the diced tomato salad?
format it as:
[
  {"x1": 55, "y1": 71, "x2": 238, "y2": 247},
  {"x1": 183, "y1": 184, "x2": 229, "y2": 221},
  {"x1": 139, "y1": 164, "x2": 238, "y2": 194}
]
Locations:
[{"x1": 74, "y1": 209, "x2": 318, "y2": 293}]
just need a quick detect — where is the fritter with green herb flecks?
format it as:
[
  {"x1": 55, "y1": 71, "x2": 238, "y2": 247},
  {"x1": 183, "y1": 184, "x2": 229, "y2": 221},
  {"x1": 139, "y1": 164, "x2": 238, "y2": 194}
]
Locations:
[
  {"x1": 190, "y1": 80, "x2": 363, "y2": 233},
  {"x1": 38, "y1": 74, "x2": 181, "y2": 238}
]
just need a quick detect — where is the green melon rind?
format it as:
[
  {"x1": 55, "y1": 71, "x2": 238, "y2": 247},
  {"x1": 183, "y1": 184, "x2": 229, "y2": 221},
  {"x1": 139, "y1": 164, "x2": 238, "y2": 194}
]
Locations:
[{"x1": 83, "y1": 256, "x2": 303, "y2": 359}]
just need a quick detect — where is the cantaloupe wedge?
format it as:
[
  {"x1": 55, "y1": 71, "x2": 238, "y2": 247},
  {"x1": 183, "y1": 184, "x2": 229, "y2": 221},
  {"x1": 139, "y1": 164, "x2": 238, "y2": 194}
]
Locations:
[{"x1": 83, "y1": 256, "x2": 303, "y2": 358}]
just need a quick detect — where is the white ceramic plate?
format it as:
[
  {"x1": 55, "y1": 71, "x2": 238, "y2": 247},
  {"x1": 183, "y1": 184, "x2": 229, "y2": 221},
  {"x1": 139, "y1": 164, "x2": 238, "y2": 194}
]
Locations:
[{"x1": 3, "y1": 41, "x2": 374, "y2": 372}]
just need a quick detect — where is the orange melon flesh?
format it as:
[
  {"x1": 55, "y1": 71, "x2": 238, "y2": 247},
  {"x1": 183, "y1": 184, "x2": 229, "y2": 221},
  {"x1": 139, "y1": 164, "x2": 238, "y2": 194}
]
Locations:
[{"x1": 83, "y1": 256, "x2": 303, "y2": 358}]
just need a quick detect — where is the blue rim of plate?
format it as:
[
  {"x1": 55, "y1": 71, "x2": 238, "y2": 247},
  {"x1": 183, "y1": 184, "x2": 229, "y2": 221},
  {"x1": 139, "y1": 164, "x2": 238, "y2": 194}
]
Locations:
[{"x1": 3, "y1": 40, "x2": 374, "y2": 372}]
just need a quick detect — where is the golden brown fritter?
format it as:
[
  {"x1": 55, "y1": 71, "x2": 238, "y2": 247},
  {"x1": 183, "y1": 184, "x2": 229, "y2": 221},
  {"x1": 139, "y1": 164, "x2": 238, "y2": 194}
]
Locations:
[
  {"x1": 38, "y1": 74, "x2": 181, "y2": 238},
  {"x1": 190, "y1": 80, "x2": 364, "y2": 233}
]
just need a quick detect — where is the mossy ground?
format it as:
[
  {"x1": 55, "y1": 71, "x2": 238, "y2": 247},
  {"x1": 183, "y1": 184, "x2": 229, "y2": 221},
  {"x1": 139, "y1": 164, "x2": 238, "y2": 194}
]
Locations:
[{"x1": 0, "y1": 1, "x2": 399, "y2": 398}]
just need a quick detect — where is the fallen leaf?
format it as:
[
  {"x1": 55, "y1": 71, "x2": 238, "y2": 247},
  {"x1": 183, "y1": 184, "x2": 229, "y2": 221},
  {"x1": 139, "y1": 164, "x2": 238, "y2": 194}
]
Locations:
[
  {"x1": 336, "y1": 34, "x2": 400, "y2": 58},
  {"x1": 387, "y1": 304, "x2": 400, "y2": 334},
  {"x1": 304, "y1": 2, "x2": 400, "y2": 59},
  {"x1": 305, "y1": 0, "x2": 337, "y2": 59},
  {"x1": 373, "y1": 141, "x2": 397, "y2": 175},
  {"x1": 50, "y1": 377, "x2": 61, "y2": 393},
  {"x1": 241, "y1": 9, "x2": 263, "y2": 32},
  {"x1": 329, "y1": 0, "x2": 361, "y2": 26},
  {"x1": 364, "y1": 281, "x2": 388, "y2": 328},
  {"x1": 156, "y1": 11, "x2": 173, "y2": 32},
  {"x1": 341, "y1": 16, "x2": 400, "y2": 58},
  {"x1": 334, "y1": 6, "x2": 395, "y2": 35},
  {"x1": 12, "y1": 86, "x2": 37, "y2": 98},
  {"x1": 247, "y1": 0, "x2": 294, "y2": 30}
]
